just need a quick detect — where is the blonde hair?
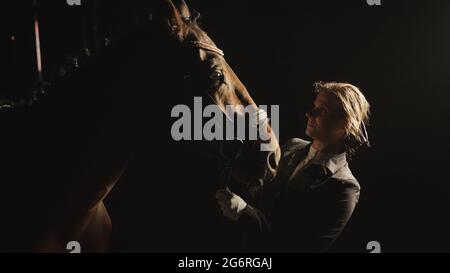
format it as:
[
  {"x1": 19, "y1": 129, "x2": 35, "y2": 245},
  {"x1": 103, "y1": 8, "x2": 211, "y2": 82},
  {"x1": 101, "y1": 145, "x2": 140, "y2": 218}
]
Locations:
[{"x1": 313, "y1": 81, "x2": 371, "y2": 155}]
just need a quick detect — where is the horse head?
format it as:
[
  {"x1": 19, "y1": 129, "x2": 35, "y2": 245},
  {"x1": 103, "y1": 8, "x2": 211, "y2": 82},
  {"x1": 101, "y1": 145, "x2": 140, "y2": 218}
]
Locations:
[{"x1": 151, "y1": 0, "x2": 281, "y2": 188}]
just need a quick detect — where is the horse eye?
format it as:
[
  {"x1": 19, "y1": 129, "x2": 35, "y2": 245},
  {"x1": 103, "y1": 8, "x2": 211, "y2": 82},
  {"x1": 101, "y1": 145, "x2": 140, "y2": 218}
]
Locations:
[{"x1": 209, "y1": 70, "x2": 223, "y2": 81}]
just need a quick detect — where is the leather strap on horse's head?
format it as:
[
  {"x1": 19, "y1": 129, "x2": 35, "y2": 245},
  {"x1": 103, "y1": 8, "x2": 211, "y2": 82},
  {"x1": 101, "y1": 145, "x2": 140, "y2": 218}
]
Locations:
[{"x1": 187, "y1": 41, "x2": 224, "y2": 56}]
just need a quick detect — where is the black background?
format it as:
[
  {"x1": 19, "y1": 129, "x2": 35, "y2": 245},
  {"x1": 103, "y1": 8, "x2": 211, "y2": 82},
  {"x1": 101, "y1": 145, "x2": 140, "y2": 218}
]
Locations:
[{"x1": 4, "y1": 0, "x2": 450, "y2": 252}]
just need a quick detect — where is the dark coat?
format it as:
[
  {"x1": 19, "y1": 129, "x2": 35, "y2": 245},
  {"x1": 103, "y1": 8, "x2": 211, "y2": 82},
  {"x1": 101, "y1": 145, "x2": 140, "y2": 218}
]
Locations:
[{"x1": 240, "y1": 138, "x2": 361, "y2": 252}]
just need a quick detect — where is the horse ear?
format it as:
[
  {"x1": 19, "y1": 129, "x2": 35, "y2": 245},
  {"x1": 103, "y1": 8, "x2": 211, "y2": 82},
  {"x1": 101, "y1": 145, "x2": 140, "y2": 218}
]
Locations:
[
  {"x1": 151, "y1": 0, "x2": 186, "y2": 39},
  {"x1": 171, "y1": 0, "x2": 191, "y2": 19}
]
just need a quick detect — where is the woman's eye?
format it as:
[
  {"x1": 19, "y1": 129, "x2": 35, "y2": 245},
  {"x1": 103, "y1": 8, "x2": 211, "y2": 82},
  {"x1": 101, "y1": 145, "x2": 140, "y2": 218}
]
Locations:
[{"x1": 209, "y1": 70, "x2": 223, "y2": 81}]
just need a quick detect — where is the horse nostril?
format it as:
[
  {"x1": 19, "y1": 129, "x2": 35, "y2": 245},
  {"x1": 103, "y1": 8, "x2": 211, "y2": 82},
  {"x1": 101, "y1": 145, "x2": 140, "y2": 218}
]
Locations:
[
  {"x1": 267, "y1": 151, "x2": 278, "y2": 171},
  {"x1": 257, "y1": 178, "x2": 264, "y2": 187},
  {"x1": 219, "y1": 140, "x2": 244, "y2": 161}
]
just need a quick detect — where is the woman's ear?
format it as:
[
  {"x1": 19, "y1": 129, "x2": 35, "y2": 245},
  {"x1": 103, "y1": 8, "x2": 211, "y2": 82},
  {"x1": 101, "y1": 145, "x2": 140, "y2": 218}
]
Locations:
[{"x1": 337, "y1": 118, "x2": 350, "y2": 139}]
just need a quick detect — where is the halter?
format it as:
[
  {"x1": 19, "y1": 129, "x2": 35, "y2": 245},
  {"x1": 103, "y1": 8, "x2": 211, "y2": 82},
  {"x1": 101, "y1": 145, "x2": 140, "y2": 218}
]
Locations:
[
  {"x1": 181, "y1": 10, "x2": 224, "y2": 56},
  {"x1": 187, "y1": 41, "x2": 224, "y2": 56}
]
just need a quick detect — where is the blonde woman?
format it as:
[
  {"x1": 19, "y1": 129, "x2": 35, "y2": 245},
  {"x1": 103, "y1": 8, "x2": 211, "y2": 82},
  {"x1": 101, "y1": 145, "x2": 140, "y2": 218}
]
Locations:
[{"x1": 216, "y1": 82, "x2": 371, "y2": 252}]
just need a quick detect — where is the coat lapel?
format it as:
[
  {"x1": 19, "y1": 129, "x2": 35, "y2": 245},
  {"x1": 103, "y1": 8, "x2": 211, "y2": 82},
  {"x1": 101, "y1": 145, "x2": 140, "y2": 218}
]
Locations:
[
  {"x1": 282, "y1": 143, "x2": 312, "y2": 181},
  {"x1": 286, "y1": 151, "x2": 348, "y2": 192},
  {"x1": 277, "y1": 143, "x2": 312, "y2": 192}
]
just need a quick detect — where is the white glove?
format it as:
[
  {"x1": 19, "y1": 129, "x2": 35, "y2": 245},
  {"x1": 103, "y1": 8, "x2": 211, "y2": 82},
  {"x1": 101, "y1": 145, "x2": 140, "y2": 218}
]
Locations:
[{"x1": 215, "y1": 187, "x2": 247, "y2": 221}]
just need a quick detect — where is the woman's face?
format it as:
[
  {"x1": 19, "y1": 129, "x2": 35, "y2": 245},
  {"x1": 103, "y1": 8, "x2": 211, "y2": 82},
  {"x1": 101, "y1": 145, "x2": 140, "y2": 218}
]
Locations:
[{"x1": 305, "y1": 91, "x2": 347, "y2": 144}]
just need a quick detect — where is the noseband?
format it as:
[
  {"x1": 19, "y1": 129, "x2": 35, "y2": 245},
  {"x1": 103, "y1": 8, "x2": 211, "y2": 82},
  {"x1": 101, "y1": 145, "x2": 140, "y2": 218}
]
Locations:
[{"x1": 187, "y1": 41, "x2": 224, "y2": 56}]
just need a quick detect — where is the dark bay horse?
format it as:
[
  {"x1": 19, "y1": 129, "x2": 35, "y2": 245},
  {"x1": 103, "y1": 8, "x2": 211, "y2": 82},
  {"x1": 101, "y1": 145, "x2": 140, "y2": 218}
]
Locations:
[{"x1": 0, "y1": 0, "x2": 280, "y2": 252}]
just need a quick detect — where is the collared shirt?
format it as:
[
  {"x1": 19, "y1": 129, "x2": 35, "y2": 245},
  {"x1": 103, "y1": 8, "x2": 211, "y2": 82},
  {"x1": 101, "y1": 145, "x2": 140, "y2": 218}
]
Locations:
[
  {"x1": 310, "y1": 147, "x2": 347, "y2": 175},
  {"x1": 288, "y1": 144, "x2": 348, "y2": 185}
]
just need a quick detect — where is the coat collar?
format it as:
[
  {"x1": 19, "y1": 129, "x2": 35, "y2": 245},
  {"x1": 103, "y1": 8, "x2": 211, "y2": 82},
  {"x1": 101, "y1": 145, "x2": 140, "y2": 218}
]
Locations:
[
  {"x1": 310, "y1": 147, "x2": 347, "y2": 176},
  {"x1": 284, "y1": 142, "x2": 349, "y2": 191}
]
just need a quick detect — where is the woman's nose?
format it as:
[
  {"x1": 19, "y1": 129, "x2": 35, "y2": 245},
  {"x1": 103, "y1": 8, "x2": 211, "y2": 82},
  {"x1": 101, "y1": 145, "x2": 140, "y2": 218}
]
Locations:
[{"x1": 305, "y1": 110, "x2": 312, "y2": 119}]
